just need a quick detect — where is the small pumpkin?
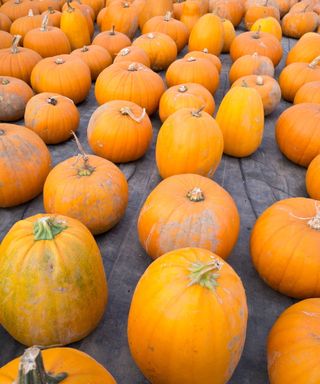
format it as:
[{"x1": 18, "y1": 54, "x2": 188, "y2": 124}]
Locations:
[
  {"x1": 82, "y1": 0, "x2": 104, "y2": 17},
  {"x1": 221, "y1": 18, "x2": 236, "y2": 52},
  {"x1": 87, "y1": 100, "x2": 153, "y2": 163},
  {"x1": 113, "y1": 46, "x2": 150, "y2": 67},
  {"x1": 306, "y1": 154, "x2": 320, "y2": 200},
  {"x1": 138, "y1": 173, "x2": 240, "y2": 259},
  {"x1": 156, "y1": 107, "x2": 223, "y2": 178},
  {"x1": 184, "y1": 49, "x2": 222, "y2": 72},
  {"x1": 250, "y1": 16, "x2": 282, "y2": 40},
  {"x1": 0, "y1": 76, "x2": 34, "y2": 121},
  {"x1": 92, "y1": 26, "x2": 131, "y2": 59},
  {"x1": 274, "y1": 0, "x2": 290, "y2": 15},
  {"x1": 0, "y1": 11, "x2": 12, "y2": 31},
  {"x1": 24, "y1": 92, "x2": 79, "y2": 144},
  {"x1": 244, "y1": 1, "x2": 280, "y2": 29},
  {"x1": 294, "y1": 80, "x2": 320, "y2": 104},
  {"x1": 282, "y1": 6, "x2": 318, "y2": 38},
  {"x1": 0, "y1": 30, "x2": 12, "y2": 48},
  {"x1": 128, "y1": 247, "x2": 248, "y2": 384},
  {"x1": 251, "y1": 197, "x2": 320, "y2": 298},
  {"x1": 286, "y1": 32, "x2": 320, "y2": 65}
]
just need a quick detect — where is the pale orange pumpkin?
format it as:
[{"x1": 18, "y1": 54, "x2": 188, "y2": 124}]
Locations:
[
  {"x1": 306, "y1": 154, "x2": 320, "y2": 199},
  {"x1": 113, "y1": 46, "x2": 151, "y2": 67},
  {"x1": 286, "y1": 32, "x2": 320, "y2": 65},
  {"x1": 250, "y1": 16, "x2": 282, "y2": 40},
  {"x1": 294, "y1": 80, "x2": 320, "y2": 104},
  {"x1": 92, "y1": 26, "x2": 131, "y2": 59},
  {"x1": 282, "y1": 6, "x2": 318, "y2": 38}
]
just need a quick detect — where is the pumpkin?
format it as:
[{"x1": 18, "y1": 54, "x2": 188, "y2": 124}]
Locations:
[
  {"x1": 0, "y1": 0, "x2": 39, "y2": 21},
  {"x1": 70, "y1": 44, "x2": 112, "y2": 80},
  {"x1": 306, "y1": 154, "x2": 320, "y2": 200},
  {"x1": 62, "y1": 1, "x2": 94, "y2": 36},
  {"x1": 31, "y1": 54, "x2": 91, "y2": 104},
  {"x1": 114, "y1": 46, "x2": 151, "y2": 67},
  {"x1": 251, "y1": 197, "x2": 320, "y2": 298},
  {"x1": 23, "y1": 14, "x2": 71, "y2": 57},
  {"x1": 286, "y1": 32, "x2": 320, "y2": 65},
  {"x1": 132, "y1": 32, "x2": 177, "y2": 71},
  {"x1": 142, "y1": 11, "x2": 189, "y2": 52},
  {"x1": 180, "y1": 0, "x2": 202, "y2": 32},
  {"x1": 0, "y1": 35, "x2": 42, "y2": 84},
  {"x1": 250, "y1": 16, "x2": 282, "y2": 41},
  {"x1": 0, "y1": 123, "x2": 51, "y2": 207},
  {"x1": 128, "y1": 247, "x2": 248, "y2": 384},
  {"x1": 279, "y1": 56, "x2": 320, "y2": 102},
  {"x1": 221, "y1": 18, "x2": 236, "y2": 52},
  {"x1": 230, "y1": 29, "x2": 283, "y2": 66},
  {"x1": 0, "y1": 30, "x2": 12, "y2": 48},
  {"x1": 95, "y1": 61, "x2": 165, "y2": 115},
  {"x1": 166, "y1": 56, "x2": 220, "y2": 94},
  {"x1": 42, "y1": 7, "x2": 61, "y2": 27},
  {"x1": 138, "y1": 174, "x2": 240, "y2": 259},
  {"x1": 92, "y1": 27, "x2": 131, "y2": 59},
  {"x1": 268, "y1": 298, "x2": 320, "y2": 384},
  {"x1": 159, "y1": 83, "x2": 215, "y2": 122},
  {"x1": 156, "y1": 107, "x2": 223, "y2": 178},
  {"x1": 0, "y1": 76, "x2": 33, "y2": 121},
  {"x1": 232, "y1": 75, "x2": 281, "y2": 115},
  {"x1": 0, "y1": 12, "x2": 12, "y2": 31},
  {"x1": 87, "y1": 100, "x2": 152, "y2": 163},
  {"x1": 282, "y1": 7, "x2": 318, "y2": 38},
  {"x1": 0, "y1": 213, "x2": 107, "y2": 345},
  {"x1": 36, "y1": 0, "x2": 62, "y2": 13},
  {"x1": 188, "y1": 13, "x2": 224, "y2": 55},
  {"x1": 216, "y1": 84, "x2": 264, "y2": 157},
  {"x1": 43, "y1": 140, "x2": 128, "y2": 235},
  {"x1": 274, "y1": 0, "x2": 290, "y2": 15},
  {"x1": 184, "y1": 49, "x2": 222, "y2": 72},
  {"x1": 210, "y1": 0, "x2": 244, "y2": 26},
  {"x1": 0, "y1": 347, "x2": 116, "y2": 384},
  {"x1": 82, "y1": 0, "x2": 104, "y2": 17},
  {"x1": 173, "y1": 0, "x2": 185, "y2": 19},
  {"x1": 96, "y1": 6, "x2": 107, "y2": 27},
  {"x1": 9, "y1": 9, "x2": 44, "y2": 43},
  {"x1": 229, "y1": 52, "x2": 275, "y2": 84},
  {"x1": 138, "y1": 0, "x2": 173, "y2": 28},
  {"x1": 244, "y1": 1, "x2": 280, "y2": 29},
  {"x1": 294, "y1": 80, "x2": 320, "y2": 104},
  {"x1": 24, "y1": 92, "x2": 79, "y2": 144},
  {"x1": 275, "y1": 103, "x2": 320, "y2": 167}
]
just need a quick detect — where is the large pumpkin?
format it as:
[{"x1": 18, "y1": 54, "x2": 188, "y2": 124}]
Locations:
[
  {"x1": 0, "y1": 123, "x2": 51, "y2": 208},
  {"x1": 0, "y1": 347, "x2": 116, "y2": 384},
  {"x1": 0, "y1": 214, "x2": 107, "y2": 346},
  {"x1": 128, "y1": 247, "x2": 248, "y2": 384},
  {"x1": 156, "y1": 107, "x2": 223, "y2": 178},
  {"x1": 138, "y1": 174, "x2": 240, "y2": 259},
  {"x1": 251, "y1": 197, "x2": 320, "y2": 298}
]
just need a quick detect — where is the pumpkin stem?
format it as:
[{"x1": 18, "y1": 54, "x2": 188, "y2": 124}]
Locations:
[
  {"x1": 186, "y1": 56, "x2": 196, "y2": 62},
  {"x1": 308, "y1": 203, "x2": 320, "y2": 231},
  {"x1": 81, "y1": 45, "x2": 89, "y2": 52},
  {"x1": 110, "y1": 25, "x2": 116, "y2": 35},
  {"x1": 128, "y1": 62, "x2": 139, "y2": 71},
  {"x1": 188, "y1": 257, "x2": 223, "y2": 290},
  {"x1": 40, "y1": 14, "x2": 49, "y2": 31},
  {"x1": 164, "y1": 11, "x2": 172, "y2": 21},
  {"x1": 202, "y1": 48, "x2": 209, "y2": 53},
  {"x1": 309, "y1": 56, "x2": 320, "y2": 68},
  {"x1": 122, "y1": 1, "x2": 129, "y2": 7},
  {"x1": 71, "y1": 131, "x2": 95, "y2": 176},
  {"x1": 28, "y1": 9, "x2": 34, "y2": 16},
  {"x1": 256, "y1": 76, "x2": 264, "y2": 86},
  {"x1": 178, "y1": 85, "x2": 188, "y2": 93},
  {"x1": 33, "y1": 217, "x2": 67, "y2": 241},
  {"x1": 147, "y1": 32, "x2": 155, "y2": 39},
  {"x1": 1, "y1": 78, "x2": 10, "y2": 85},
  {"x1": 186, "y1": 187, "x2": 205, "y2": 202},
  {"x1": 253, "y1": 25, "x2": 261, "y2": 39},
  {"x1": 55, "y1": 57, "x2": 65, "y2": 64},
  {"x1": 47, "y1": 6, "x2": 55, "y2": 13},
  {"x1": 120, "y1": 106, "x2": 146, "y2": 123},
  {"x1": 66, "y1": 0, "x2": 75, "y2": 12},
  {"x1": 11, "y1": 35, "x2": 21, "y2": 54},
  {"x1": 0, "y1": 129, "x2": 5, "y2": 135},
  {"x1": 191, "y1": 106, "x2": 205, "y2": 117},
  {"x1": 241, "y1": 79, "x2": 248, "y2": 88},
  {"x1": 119, "y1": 47, "x2": 130, "y2": 56},
  {"x1": 47, "y1": 97, "x2": 57, "y2": 105}
]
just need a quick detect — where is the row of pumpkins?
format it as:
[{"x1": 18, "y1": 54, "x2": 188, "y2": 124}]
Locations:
[{"x1": 1, "y1": 0, "x2": 320, "y2": 382}]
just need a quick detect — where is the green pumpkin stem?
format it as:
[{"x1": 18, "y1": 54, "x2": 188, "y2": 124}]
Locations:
[
  {"x1": 188, "y1": 258, "x2": 223, "y2": 290},
  {"x1": 17, "y1": 347, "x2": 67, "y2": 384},
  {"x1": 71, "y1": 131, "x2": 95, "y2": 176},
  {"x1": 33, "y1": 217, "x2": 67, "y2": 241}
]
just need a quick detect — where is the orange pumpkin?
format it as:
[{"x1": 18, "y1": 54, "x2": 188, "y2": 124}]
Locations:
[
  {"x1": 210, "y1": 0, "x2": 244, "y2": 26},
  {"x1": 180, "y1": 0, "x2": 202, "y2": 32},
  {"x1": 128, "y1": 247, "x2": 248, "y2": 384},
  {"x1": 0, "y1": 0, "x2": 39, "y2": 21},
  {"x1": 294, "y1": 80, "x2": 320, "y2": 104},
  {"x1": 9, "y1": 9, "x2": 44, "y2": 43},
  {"x1": 250, "y1": 16, "x2": 282, "y2": 40},
  {"x1": 36, "y1": 0, "x2": 62, "y2": 12},
  {"x1": 42, "y1": 7, "x2": 62, "y2": 27},
  {"x1": 159, "y1": 82, "x2": 215, "y2": 122},
  {"x1": 95, "y1": 61, "x2": 165, "y2": 115},
  {"x1": 274, "y1": 0, "x2": 290, "y2": 15},
  {"x1": 92, "y1": 27, "x2": 131, "y2": 59},
  {"x1": 0, "y1": 76, "x2": 34, "y2": 121},
  {"x1": 282, "y1": 7, "x2": 318, "y2": 38},
  {"x1": 113, "y1": 46, "x2": 151, "y2": 67},
  {"x1": 0, "y1": 30, "x2": 12, "y2": 48},
  {"x1": 276, "y1": 103, "x2": 320, "y2": 167},
  {"x1": 221, "y1": 18, "x2": 236, "y2": 52},
  {"x1": 251, "y1": 197, "x2": 320, "y2": 298},
  {"x1": 96, "y1": 6, "x2": 107, "y2": 27},
  {"x1": 87, "y1": 100, "x2": 153, "y2": 163},
  {"x1": 268, "y1": 298, "x2": 320, "y2": 384},
  {"x1": 0, "y1": 347, "x2": 116, "y2": 384},
  {"x1": 61, "y1": 0, "x2": 94, "y2": 36},
  {"x1": 138, "y1": 174, "x2": 240, "y2": 259},
  {"x1": 286, "y1": 32, "x2": 320, "y2": 65},
  {"x1": 0, "y1": 11, "x2": 12, "y2": 31},
  {"x1": 43, "y1": 147, "x2": 128, "y2": 235},
  {"x1": 31, "y1": 54, "x2": 92, "y2": 104},
  {"x1": 138, "y1": 0, "x2": 173, "y2": 28},
  {"x1": 0, "y1": 213, "x2": 107, "y2": 345},
  {"x1": 0, "y1": 123, "x2": 51, "y2": 207},
  {"x1": 156, "y1": 107, "x2": 223, "y2": 178},
  {"x1": 173, "y1": 0, "x2": 185, "y2": 19},
  {"x1": 306, "y1": 154, "x2": 320, "y2": 199},
  {"x1": 24, "y1": 92, "x2": 79, "y2": 144},
  {"x1": 81, "y1": 0, "x2": 104, "y2": 17},
  {"x1": 244, "y1": 1, "x2": 280, "y2": 29},
  {"x1": 184, "y1": 49, "x2": 222, "y2": 72}
]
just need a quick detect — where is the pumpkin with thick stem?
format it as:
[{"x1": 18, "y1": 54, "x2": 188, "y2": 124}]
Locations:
[
  {"x1": 306, "y1": 154, "x2": 320, "y2": 200},
  {"x1": 282, "y1": 6, "x2": 318, "y2": 38},
  {"x1": 0, "y1": 124, "x2": 51, "y2": 207},
  {"x1": 128, "y1": 247, "x2": 248, "y2": 384},
  {"x1": 184, "y1": 49, "x2": 222, "y2": 72},
  {"x1": 42, "y1": 7, "x2": 62, "y2": 27},
  {"x1": 0, "y1": 213, "x2": 107, "y2": 345},
  {"x1": 294, "y1": 81, "x2": 320, "y2": 104},
  {"x1": 87, "y1": 100, "x2": 152, "y2": 163},
  {"x1": 244, "y1": 0, "x2": 280, "y2": 29},
  {"x1": 9, "y1": 9, "x2": 45, "y2": 43},
  {"x1": 250, "y1": 16, "x2": 282, "y2": 40},
  {"x1": 114, "y1": 46, "x2": 150, "y2": 67},
  {"x1": 156, "y1": 107, "x2": 223, "y2": 178},
  {"x1": 0, "y1": 0, "x2": 39, "y2": 21},
  {"x1": 0, "y1": 347, "x2": 116, "y2": 384},
  {"x1": 92, "y1": 26, "x2": 131, "y2": 59},
  {"x1": 251, "y1": 198, "x2": 320, "y2": 298},
  {"x1": 286, "y1": 32, "x2": 320, "y2": 65},
  {"x1": 138, "y1": 174, "x2": 240, "y2": 259}
]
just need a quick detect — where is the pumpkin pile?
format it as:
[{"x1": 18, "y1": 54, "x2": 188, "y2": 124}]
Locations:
[{"x1": 1, "y1": 0, "x2": 320, "y2": 382}]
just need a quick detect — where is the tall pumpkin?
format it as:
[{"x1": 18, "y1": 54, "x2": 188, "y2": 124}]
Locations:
[{"x1": 128, "y1": 247, "x2": 248, "y2": 384}]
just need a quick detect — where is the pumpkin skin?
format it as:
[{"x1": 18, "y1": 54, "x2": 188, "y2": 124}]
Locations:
[
  {"x1": 92, "y1": 28, "x2": 131, "y2": 59},
  {"x1": 137, "y1": 174, "x2": 240, "y2": 260},
  {"x1": 42, "y1": 8, "x2": 62, "y2": 27},
  {"x1": 0, "y1": 213, "x2": 107, "y2": 346},
  {"x1": 286, "y1": 32, "x2": 320, "y2": 65},
  {"x1": 114, "y1": 46, "x2": 151, "y2": 67},
  {"x1": 230, "y1": 30, "x2": 283, "y2": 66},
  {"x1": 188, "y1": 13, "x2": 224, "y2": 55},
  {"x1": 306, "y1": 154, "x2": 320, "y2": 200},
  {"x1": 232, "y1": 75, "x2": 281, "y2": 115},
  {"x1": 221, "y1": 18, "x2": 236, "y2": 52},
  {"x1": 229, "y1": 52, "x2": 275, "y2": 84},
  {"x1": 184, "y1": 50, "x2": 222, "y2": 72},
  {"x1": 251, "y1": 198, "x2": 320, "y2": 298},
  {"x1": 180, "y1": 0, "x2": 202, "y2": 32},
  {"x1": 294, "y1": 81, "x2": 320, "y2": 104},
  {"x1": 31, "y1": 54, "x2": 92, "y2": 104},
  {"x1": 0, "y1": 30, "x2": 12, "y2": 49},
  {"x1": 0, "y1": 76, "x2": 34, "y2": 121},
  {"x1": 95, "y1": 61, "x2": 165, "y2": 115},
  {"x1": 0, "y1": 12, "x2": 12, "y2": 32},
  {"x1": 216, "y1": 85, "x2": 264, "y2": 157},
  {"x1": 138, "y1": 0, "x2": 173, "y2": 28},
  {"x1": 250, "y1": 16, "x2": 282, "y2": 41},
  {"x1": 87, "y1": 100, "x2": 153, "y2": 163},
  {"x1": 210, "y1": 0, "x2": 244, "y2": 26},
  {"x1": 282, "y1": 9, "x2": 318, "y2": 38},
  {"x1": 267, "y1": 299, "x2": 320, "y2": 384},
  {"x1": 128, "y1": 247, "x2": 248, "y2": 384},
  {"x1": 36, "y1": 0, "x2": 62, "y2": 13},
  {"x1": 244, "y1": 2, "x2": 280, "y2": 29},
  {"x1": 159, "y1": 83, "x2": 215, "y2": 122},
  {"x1": 43, "y1": 154, "x2": 128, "y2": 235},
  {"x1": 276, "y1": 103, "x2": 320, "y2": 167},
  {"x1": 24, "y1": 92, "x2": 79, "y2": 144},
  {"x1": 156, "y1": 107, "x2": 223, "y2": 178},
  {"x1": 9, "y1": 10, "x2": 44, "y2": 43},
  {"x1": 0, "y1": 0, "x2": 39, "y2": 21},
  {"x1": 0, "y1": 124, "x2": 51, "y2": 207},
  {"x1": 0, "y1": 347, "x2": 116, "y2": 384}
]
